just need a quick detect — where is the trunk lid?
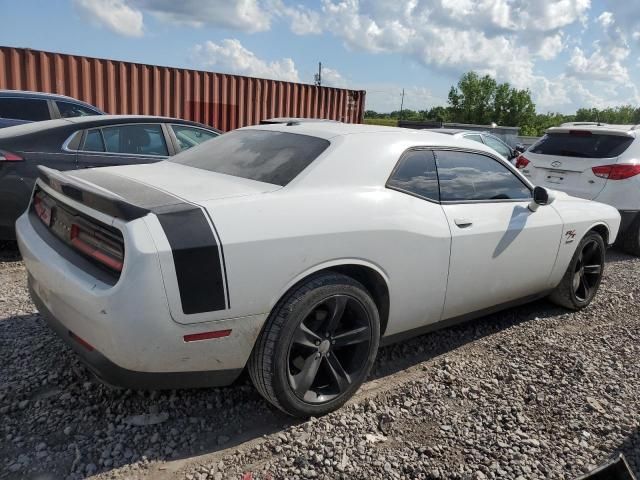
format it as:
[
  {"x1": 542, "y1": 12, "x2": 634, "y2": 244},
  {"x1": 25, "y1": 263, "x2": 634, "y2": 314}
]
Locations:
[{"x1": 67, "y1": 161, "x2": 281, "y2": 206}]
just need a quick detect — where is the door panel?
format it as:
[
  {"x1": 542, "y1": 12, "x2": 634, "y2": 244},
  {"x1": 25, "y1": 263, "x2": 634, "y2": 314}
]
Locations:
[
  {"x1": 434, "y1": 149, "x2": 562, "y2": 319},
  {"x1": 441, "y1": 202, "x2": 562, "y2": 319}
]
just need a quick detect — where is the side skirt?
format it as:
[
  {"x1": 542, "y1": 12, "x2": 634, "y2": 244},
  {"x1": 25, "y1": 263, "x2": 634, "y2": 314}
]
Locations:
[{"x1": 380, "y1": 290, "x2": 552, "y2": 347}]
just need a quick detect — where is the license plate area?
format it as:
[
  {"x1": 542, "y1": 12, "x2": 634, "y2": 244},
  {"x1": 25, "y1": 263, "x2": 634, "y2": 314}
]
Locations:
[{"x1": 545, "y1": 170, "x2": 568, "y2": 184}]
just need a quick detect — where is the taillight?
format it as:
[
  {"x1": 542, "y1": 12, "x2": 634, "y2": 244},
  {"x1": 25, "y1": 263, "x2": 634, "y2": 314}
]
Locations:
[
  {"x1": 70, "y1": 223, "x2": 124, "y2": 272},
  {"x1": 0, "y1": 149, "x2": 23, "y2": 161},
  {"x1": 592, "y1": 164, "x2": 640, "y2": 180},
  {"x1": 516, "y1": 155, "x2": 530, "y2": 169}
]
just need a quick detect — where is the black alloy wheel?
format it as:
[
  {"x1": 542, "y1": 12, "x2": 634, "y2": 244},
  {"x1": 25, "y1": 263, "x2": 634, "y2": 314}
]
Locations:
[
  {"x1": 572, "y1": 238, "x2": 604, "y2": 302},
  {"x1": 248, "y1": 272, "x2": 380, "y2": 418},
  {"x1": 287, "y1": 294, "x2": 372, "y2": 403}
]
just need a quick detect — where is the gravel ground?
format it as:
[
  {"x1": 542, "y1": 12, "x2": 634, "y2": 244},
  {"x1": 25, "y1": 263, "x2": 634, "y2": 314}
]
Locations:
[{"x1": 1, "y1": 241, "x2": 639, "y2": 480}]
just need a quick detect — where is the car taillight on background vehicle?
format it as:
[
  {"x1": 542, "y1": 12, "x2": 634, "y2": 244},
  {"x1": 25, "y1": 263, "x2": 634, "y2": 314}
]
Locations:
[
  {"x1": 70, "y1": 223, "x2": 124, "y2": 272},
  {"x1": 592, "y1": 164, "x2": 640, "y2": 180},
  {"x1": 515, "y1": 155, "x2": 530, "y2": 169},
  {"x1": 0, "y1": 149, "x2": 23, "y2": 161}
]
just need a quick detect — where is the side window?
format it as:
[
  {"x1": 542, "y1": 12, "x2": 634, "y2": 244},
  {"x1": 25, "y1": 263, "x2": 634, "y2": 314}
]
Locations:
[
  {"x1": 483, "y1": 135, "x2": 511, "y2": 158},
  {"x1": 100, "y1": 124, "x2": 168, "y2": 156},
  {"x1": 171, "y1": 124, "x2": 218, "y2": 151},
  {"x1": 0, "y1": 98, "x2": 50, "y2": 121},
  {"x1": 463, "y1": 133, "x2": 484, "y2": 144},
  {"x1": 56, "y1": 101, "x2": 99, "y2": 118},
  {"x1": 436, "y1": 150, "x2": 531, "y2": 202},
  {"x1": 387, "y1": 149, "x2": 439, "y2": 201},
  {"x1": 83, "y1": 129, "x2": 105, "y2": 152}
]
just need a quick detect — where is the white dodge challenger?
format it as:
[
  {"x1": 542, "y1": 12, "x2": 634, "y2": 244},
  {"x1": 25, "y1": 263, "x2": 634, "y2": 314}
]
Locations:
[{"x1": 16, "y1": 123, "x2": 621, "y2": 417}]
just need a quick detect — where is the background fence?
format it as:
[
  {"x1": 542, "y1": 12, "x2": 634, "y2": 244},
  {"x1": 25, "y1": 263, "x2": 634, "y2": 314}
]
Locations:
[{"x1": 0, "y1": 46, "x2": 366, "y2": 131}]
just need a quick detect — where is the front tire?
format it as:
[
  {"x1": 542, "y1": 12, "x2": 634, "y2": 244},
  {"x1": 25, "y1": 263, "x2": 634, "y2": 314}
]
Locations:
[
  {"x1": 549, "y1": 231, "x2": 605, "y2": 310},
  {"x1": 248, "y1": 272, "x2": 380, "y2": 418}
]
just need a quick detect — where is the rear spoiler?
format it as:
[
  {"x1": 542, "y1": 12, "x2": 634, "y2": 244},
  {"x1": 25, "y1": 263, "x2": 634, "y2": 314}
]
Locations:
[
  {"x1": 37, "y1": 166, "x2": 150, "y2": 221},
  {"x1": 546, "y1": 127, "x2": 636, "y2": 137}
]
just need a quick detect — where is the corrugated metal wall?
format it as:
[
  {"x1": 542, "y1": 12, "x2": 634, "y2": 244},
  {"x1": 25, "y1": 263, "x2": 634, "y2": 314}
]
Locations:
[{"x1": 0, "y1": 47, "x2": 366, "y2": 131}]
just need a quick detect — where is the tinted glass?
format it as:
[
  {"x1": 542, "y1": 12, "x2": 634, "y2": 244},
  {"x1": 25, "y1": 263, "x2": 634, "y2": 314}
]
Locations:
[
  {"x1": 483, "y1": 134, "x2": 511, "y2": 157},
  {"x1": 464, "y1": 133, "x2": 483, "y2": 144},
  {"x1": 0, "y1": 98, "x2": 50, "y2": 121},
  {"x1": 83, "y1": 129, "x2": 105, "y2": 152},
  {"x1": 436, "y1": 150, "x2": 530, "y2": 201},
  {"x1": 56, "y1": 101, "x2": 99, "y2": 118},
  {"x1": 101, "y1": 124, "x2": 168, "y2": 156},
  {"x1": 530, "y1": 132, "x2": 633, "y2": 158},
  {"x1": 387, "y1": 150, "x2": 439, "y2": 201},
  {"x1": 170, "y1": 130, "x2": 330, "y2": 186},
  {"x1": 171, "y1": 124, "x2": 218, "y2": 151}
]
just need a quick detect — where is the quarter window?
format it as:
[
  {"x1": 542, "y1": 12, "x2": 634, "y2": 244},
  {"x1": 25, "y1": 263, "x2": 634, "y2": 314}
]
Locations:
[
  {"x1": 483, "y1": 134, "x2": 512, "y2": 158},
  {"x1": 171, "y1": 124, "x2": 218, "y2": 151},
  {"x1": 387, "y1": 150, "x2": 439, "y2": 201},
  {"x1": 0, "y1": 98, "x2": 50, "y2": 121},
  {"x1": 83, "y1": 129, "x2": 105, "y2": 152},
  {"x1": 436, "y1": 150, "x2": 531, "y2": 202},
  {"x1": 56, "y1": 101, "x2": 100, "y2": 118}
]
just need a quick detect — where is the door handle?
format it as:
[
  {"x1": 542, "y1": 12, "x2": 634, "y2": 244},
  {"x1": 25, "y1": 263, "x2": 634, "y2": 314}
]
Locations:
[{"x1": 454, "y1": 218, "x2": 473, "y2": 228}]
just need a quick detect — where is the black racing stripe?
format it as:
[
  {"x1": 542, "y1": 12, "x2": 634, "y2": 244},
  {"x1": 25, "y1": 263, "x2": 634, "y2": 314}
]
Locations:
[
  {"x1": 156, "y1": 206, "x2": 227, "y2": 314},
  {"x1": 203, "y1": 208, "x2": 231, "y2": 309}
]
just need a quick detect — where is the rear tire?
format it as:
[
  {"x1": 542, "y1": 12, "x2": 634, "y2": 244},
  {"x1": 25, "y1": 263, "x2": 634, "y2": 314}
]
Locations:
[
  {"x1": 549, "y1": 231, "x2": 605, "y2": 310},
  {"x1": 622, "y1": 217, "x2": 640, "y2": 256},
  {"x1": 248, "y1": 272, "x2": 380, "y2": 418}
]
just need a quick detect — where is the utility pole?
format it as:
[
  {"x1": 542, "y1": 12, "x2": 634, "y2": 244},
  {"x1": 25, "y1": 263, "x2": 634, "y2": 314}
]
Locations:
[
  {"x1": 314, "y1": 62, "x2": 322, "y2": 86},
  {"x1": 399, "y1": 88, "x2": 405, "y2": 120}
]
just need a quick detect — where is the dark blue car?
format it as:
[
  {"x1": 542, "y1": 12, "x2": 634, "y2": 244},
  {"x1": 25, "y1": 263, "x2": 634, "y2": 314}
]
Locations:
[{"x1": 0, "y1": 90, "x2": 103, "y2": 129}]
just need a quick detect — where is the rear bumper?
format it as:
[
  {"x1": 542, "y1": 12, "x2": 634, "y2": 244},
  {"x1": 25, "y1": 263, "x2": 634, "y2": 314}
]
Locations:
[
  {"x1": 30, "y1": 284, "x2": 242, "y2": 389},
  {"x1": 16, "y1": 206, "x2": 266, "y2": 389},
  {"x1": 619, "y1": 210, "x2": 640, "y2": 235}
]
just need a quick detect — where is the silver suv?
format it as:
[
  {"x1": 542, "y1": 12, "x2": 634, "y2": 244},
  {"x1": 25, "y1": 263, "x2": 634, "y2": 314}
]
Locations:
[{"x1": 517, "y1": 122, "x2": 640, "y2": 255}]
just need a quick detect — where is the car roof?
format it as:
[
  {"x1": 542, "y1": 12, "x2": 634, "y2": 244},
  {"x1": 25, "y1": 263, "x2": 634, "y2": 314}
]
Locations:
[
  {"x1": 430, "y1": 128, "x2": 481, "y2": 135},
  {"x1": 260, "y1": 117, "x2": 341, "y2": 124},
  {"x1": 240, "y1": 122, "x2": 504, "y2": 154},
  {"x1": 0, "y1": 89, "x2": 102, "y2": 109},
  {"x1": 0, "y1": 115, "x2": 218, "y2": 139}
]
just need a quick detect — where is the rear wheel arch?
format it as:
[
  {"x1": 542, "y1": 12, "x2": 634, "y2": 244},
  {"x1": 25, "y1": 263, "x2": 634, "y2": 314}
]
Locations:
[{"x1": 268, "y1": 261, "x2": 390, "y2": 336}]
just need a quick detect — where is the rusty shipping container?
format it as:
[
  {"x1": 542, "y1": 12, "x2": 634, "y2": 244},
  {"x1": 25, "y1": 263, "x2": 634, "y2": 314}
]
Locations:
[{"x1": 0, "y1": 46, "x2": 366, "y2": 131}]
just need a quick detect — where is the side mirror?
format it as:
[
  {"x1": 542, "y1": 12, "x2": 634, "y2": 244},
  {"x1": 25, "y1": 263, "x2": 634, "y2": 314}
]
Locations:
[
  {"x1": 514, "y1": 144, "x2": 526, "y2": 154},
  {"x1": 529, "y1": 186, "x2": 555, "y2": 212}
]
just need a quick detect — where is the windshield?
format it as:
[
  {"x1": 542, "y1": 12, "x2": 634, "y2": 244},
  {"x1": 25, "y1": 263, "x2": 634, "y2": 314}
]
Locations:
[
  {"x1": 530, "y1": 132, "x2": 633, "y2": 158},
  {"x1": 169, "y1": 129, "x2": 330, "y2": 186}
]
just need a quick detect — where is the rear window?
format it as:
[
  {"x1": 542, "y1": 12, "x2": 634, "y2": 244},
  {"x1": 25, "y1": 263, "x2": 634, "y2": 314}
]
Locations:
[
  {"x1": 169, "y1": 130, "x2": 330, "y2": 186},
  {"x1": 530, "y1": 132, "x2": 633, "y2": 158}
]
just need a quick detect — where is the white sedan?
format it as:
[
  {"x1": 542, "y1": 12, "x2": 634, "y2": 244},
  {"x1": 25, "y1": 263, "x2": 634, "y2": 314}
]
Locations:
[{"x1": 16, "y1": 123, "x2": 620, "y2": 417}]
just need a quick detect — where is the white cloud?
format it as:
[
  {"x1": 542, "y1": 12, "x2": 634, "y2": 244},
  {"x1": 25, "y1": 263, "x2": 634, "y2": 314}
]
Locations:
[
  {"x1": 73, "y1": 0, "x2": 144, "y2": 37},
  {"x1": 268, "y1": 0, "x2": 322, "y2": 35},
  {"x1": 536, "y1": 33, "x2": 565, "y2": 59},
  {"x1": 321, "y1": 67, "x2": 348, "y2": 88},
  {"x1": 132, "y1": 0, "x2": 271, "y2": 32},
  {"x1": 597, "y1": 11, "x2": 614, "y2": 29},
  {"x1": 192, "y1": 39, "x2": 300, "y2": 82}
]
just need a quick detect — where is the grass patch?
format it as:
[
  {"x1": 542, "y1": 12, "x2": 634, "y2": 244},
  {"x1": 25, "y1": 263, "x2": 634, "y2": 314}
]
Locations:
[{"x1": 363, "y1": 118, "x2": 398, "y2": 127}]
